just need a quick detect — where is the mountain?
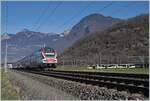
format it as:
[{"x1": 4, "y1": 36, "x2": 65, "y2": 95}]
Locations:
[
  {"x1": 1, "y1": 29, "x2": 60, "y2": 62},
  {"x1": 1, "y1": 33, "x2": 14, "y2": 40},
  {"x1": 59, "y1": 29, "x2": 71, "y2": 37},
  {"x1": 69, "y1": 13, "x2": 120, "y2": 37},
  {"x1": 53, "y1": 13, "x2": 121, "y2": 52},
  {"x1": 1, "y1": 13, "x2": 121, "y2": 63},
  {"x1": 59, "y1": 14, "x2": 149, "y2": 64}
]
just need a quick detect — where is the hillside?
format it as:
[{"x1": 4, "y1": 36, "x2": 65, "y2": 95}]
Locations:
[
  {"x1": 54, "y1": 13, "x2": 120, "y2": 52},
  {"x1": 59, "y1": 14, "x2": 149, "y2": 65}
]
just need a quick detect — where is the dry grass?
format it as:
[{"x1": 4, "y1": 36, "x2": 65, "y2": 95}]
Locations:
[
  {"x1": 54, "y1": 67, "x2": 149, "y2": 74},
  {"x1": 1, "y1": 69, "x2": 20, "y2": 100}
]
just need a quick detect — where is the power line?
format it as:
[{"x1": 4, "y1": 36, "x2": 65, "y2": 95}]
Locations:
[
  {"x1": 110, "y1": 2, "x2": 137, "y2": 16},
  {"x1": 62, "y1": 1, "x2": 114, "y2": 30},
  {"x1": 58, "y1": 2, "x2": 140, "y2": 32},
  {"x1": 55, "y1": 2, "x2": 93, "y2": 31},
  {"x1": 31, "y1": 2, "x2": 51, "y2": 31},
  {"x1": 35, "y1": 1, "x2": 62, "y2": 32},
  {"x1": 97, "y1": 1, "x2": 114, "y2": 13}
]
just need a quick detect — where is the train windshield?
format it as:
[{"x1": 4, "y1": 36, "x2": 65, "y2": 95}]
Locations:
[
  {"x1": 45, "y1": 54, "x2": 55, "y2": 57},
  {"x1": 41, "y1": 47, "x2": 55, "y2": 53}
]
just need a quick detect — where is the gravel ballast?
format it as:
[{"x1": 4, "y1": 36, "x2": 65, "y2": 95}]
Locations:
[
  {"x1": 8, "y1": 70, "x2": 79, "y2": 100},
  {"x1": 9, "y1": 70, "x2": 147, "y2": 100}
]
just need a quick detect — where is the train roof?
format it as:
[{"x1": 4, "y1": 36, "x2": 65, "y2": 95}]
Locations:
[
  {"x1": 39, "y1": 47, "x2": 56, "y2": 52},
  {"x1": 40, "y1": 47, "x2": 54, "y2": 50}
]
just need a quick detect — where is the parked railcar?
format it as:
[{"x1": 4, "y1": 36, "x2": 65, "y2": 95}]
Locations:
[{"x1": 13, "y1": 47, "x2": 57, "y2": 69}]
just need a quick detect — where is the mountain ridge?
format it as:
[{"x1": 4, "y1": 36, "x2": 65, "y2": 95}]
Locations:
[{"x1": 59, "y1": 14, "x2": 149, "y2": 64}]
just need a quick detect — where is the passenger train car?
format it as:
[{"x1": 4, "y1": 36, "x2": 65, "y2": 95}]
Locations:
[{"x1": 13, "y1": 47, "x2": 57, "y2": 69}]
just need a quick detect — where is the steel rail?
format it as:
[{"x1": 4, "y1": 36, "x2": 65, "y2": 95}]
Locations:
[
  {"x1": 43, "y1": 71, "x2": 149, "y2": 87},
  {"x1": 14, "y1": 69, "x2": 149, "y2": 97},
  {"x1": 51, "y1": 70, "x2": 149, "y2": 79}
]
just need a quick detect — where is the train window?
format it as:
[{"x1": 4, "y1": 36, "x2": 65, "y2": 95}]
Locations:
[
  {"x1": 45, "y1": 47, "x2": 54, "y2": 52},
  {"x1": 45, "y1": 54, "x2": 55, "y2": 57}
]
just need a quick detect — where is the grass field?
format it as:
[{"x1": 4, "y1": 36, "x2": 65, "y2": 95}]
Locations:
[
  {"x1": 54, "y1": 67, "x2": 149, "y2": 74},
  {"x1": 1, "y1": 69, "x2": 20, "y2": 100}
]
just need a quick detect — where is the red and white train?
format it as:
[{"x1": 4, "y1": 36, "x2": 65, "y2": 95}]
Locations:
[{"x1": 13, "y1": 47, "x2": 57, "y2": 69}]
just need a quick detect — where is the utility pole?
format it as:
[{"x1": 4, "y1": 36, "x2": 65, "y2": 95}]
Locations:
[
  {"x1": 4, "y1": 3, "x2": 8, "y2": 72},
  {"x1": 4, "y1": 41, "x2": 8, "y2": 72}
]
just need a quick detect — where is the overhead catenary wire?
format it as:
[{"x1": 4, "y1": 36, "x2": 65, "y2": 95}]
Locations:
[
  {"x1": 31, "y1": 2, "x2": 51, "y2": 31},
  {"x1": 110, "y1": 2, "x2": 138, "y2": 16},
  {"x1": 35, "y1": 1, "x2": 62, "y2": 32},
  {"x1": 55, "y1": 1, "x2": 93, "y2": 31},
  {"x1": 58, "y1": 1, "x2": 141, "y2": 32},
  {"x1": 31, "y1": 1, "x2": 137, "y2": 33},
  {"x1": 30, "y1": 1, "x2": 143, "y2": 33},
  {"x1": 97, "y1": 1, "x2": 114, "y2": 12},
  {"x1": 57, "y1": 1, "x2": 114, "y2": 31}
]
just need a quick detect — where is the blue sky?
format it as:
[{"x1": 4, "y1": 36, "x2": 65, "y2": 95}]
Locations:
[{"x1": 1, "y1": 1, "x2": 149, "y2": 34}]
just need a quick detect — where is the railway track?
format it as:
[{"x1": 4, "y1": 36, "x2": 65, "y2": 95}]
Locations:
[
  {"x1": 51, "y1": 70, "x2": 149, "y2": 80},
  {"x1": 13, "y1": 69, "x2": 149, "y2": 97}
]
